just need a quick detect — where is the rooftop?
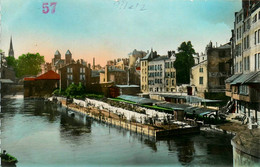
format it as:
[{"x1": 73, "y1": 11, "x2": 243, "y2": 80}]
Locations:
[
  {"x1": 24, "y1": 70, "x2": 60, "y2": 81},
  {"x1": 230, "y1": 71, "x2": 260, "y2": 85},
  {"x1": 150, "y1": 56, "x2": 169, "y2": 62},
  {"x1": 118, "y1": 95, "x2": 160, "y2": 105}
]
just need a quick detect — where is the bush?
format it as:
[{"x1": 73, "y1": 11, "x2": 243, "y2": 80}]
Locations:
[{"x1": 65, "y1": 83, "x2": 86, "y2": 98}]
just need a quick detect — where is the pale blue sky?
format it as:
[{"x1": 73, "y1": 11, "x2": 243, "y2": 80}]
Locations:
[{"x1": 1, "y1": 0, "x2": 241, "y2": 65}]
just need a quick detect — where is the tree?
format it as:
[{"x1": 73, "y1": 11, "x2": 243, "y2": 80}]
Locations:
[
  {"x1": 6, "y1": 56, "x2": 17, "y2": 68},
  {"x1": 174, "y1": 41, "x2": 195, "y2": 84},
  {"x1": 65, "y1": 83, "x2": 86, "y2": 98},
  {"x1": 15, "y1": 53, "x2": 45, "y2": 77}
]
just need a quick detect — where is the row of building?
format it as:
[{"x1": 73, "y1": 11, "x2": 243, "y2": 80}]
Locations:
[{"x1": 225, "y1": 0, "x2": 260, "y2": 125}]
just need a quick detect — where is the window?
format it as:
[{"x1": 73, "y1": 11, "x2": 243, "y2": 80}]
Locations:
[
  {"x1": 255, "y1": 31, "x2": 257, "y2": 45},
  {"x1": 199, "y1": 77, "x2": 203, "y2": 85},
  {"x1": 255, "y1": 54, "x2": 257, "y2": 71},
  {"x1": 240, "y1": 61, "x2": 242, "y2": 72},
  {"x1": 258, "y1": 53, "x2": 260, "y2": 69},
  {"x1": 237, "y1": 28, "x2": 239, "y2": 40},
  {"x1": 247, "y1": 35, "x2": 249, "y2": 48},
  {"x1": 80, "y1": 74, "x2": 85, "y2": 80},
  {"x1": 253, "y1": 14, "x2": 257, "y2": 23},
  {"x1": 67, "y1": 74, "x2": 73, "y2": 80},
  {"x1": 239, "y1": 27, "x2": 242, "y2": 39},
  {"x1": 172, "y1": 79, "x2": 174, "y2": 86},
  {"x1": 166, "y1": 79, "x2": 168, "y2": 85},
  {"x1": 80, "y1": 68, "x2": 85, "y2": 73},
  {"x1": 67, "y1": 67, "x2": 72, "y2": 73},
  {"x1": 247, "y1": 56, "x2": 250, "y2": 71},
  {"x1": 239, "y1": 85, "x2": 249, "y2": 95},
  {"x1": 258, "y1": 29, "x2": 260, "y2": 43},
  {"x1": 199, "y1": 67, "x2": 203, "y2": 72},
  {"x1": 244, "y1": 58, "x2": 247, "y2": 71},
  {"x1": 219, "y1": 63, "x2": 225, "y2": 72}
]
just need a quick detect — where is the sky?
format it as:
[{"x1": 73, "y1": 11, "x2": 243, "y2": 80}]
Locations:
[{"x1": 1, "y1": 0, "x2": 241, "y2": 66}]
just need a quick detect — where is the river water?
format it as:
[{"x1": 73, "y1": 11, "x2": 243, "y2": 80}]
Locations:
[{"x1": 1, "y1": 99, "x2": 233, "y2": 167}]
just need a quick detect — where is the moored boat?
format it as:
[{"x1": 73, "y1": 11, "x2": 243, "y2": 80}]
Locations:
[{"x1": 0, "y1": 150, "x2": 18, "y2": 166}]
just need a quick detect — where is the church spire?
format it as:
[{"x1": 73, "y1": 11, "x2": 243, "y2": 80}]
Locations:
[{"x1": 9, "y1": 36, "x2": 14, "y2": 57}]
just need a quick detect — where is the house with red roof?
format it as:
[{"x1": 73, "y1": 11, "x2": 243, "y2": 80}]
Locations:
[{"x1": 24, "y1": 70, "x2": 60, "y2": 97}]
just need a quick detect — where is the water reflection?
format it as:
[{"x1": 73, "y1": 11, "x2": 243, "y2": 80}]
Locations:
[
  {"x1": 173, "y1": 137, "x2": 195, "y2": 164},
  {"x1": 1, "y1": 99, "x2": 233, "y2": 166},
  {"x1": 60, "y1": 113, "x2": 92, "y2": 135}
]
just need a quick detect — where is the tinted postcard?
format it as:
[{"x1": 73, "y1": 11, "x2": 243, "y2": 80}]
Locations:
[{"x1": 0, "y1": 0, "x2": 260, "y2": 167}]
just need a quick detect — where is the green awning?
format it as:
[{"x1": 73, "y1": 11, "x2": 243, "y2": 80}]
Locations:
[
  {"x1": 225, "y1": 74, "x2": 242, "y2": 83},
  {"x1": 230, "y1": 72, "x2": 259, "y2": 85}
]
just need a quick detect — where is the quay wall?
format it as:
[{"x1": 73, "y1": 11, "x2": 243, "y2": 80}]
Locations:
[{"x1": 231, "y1": 129, "x2": 260, "y2": 167}]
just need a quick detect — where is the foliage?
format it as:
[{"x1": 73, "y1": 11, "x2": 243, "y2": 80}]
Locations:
[
  {"x1": 174, "y1": 41, "x2": 195, "y2": 84},
  {"x1": 6, "y1": 56, "x2": 17, "y2": 68},
  {"x1": 65, "y1": 83, "x2": 86, "y2": 98},
  {"x1": 85, "y1": 94, "x2": 104, "y2": 99},
  {"x1": 15, "y1": 53, "x2": 45, "y2": 77}
]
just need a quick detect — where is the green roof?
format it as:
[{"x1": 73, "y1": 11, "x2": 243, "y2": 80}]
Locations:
[
  {"x1": 225, "y1": 74, "x2": 242, "y2": 83},
  {"x1": 231, "y1": 72, "x2": 260, "y2": 85}
]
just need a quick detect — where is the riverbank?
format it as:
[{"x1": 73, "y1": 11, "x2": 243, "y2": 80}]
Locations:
[{"x1": 53, "y1": 97, "x2": 200, "y2": 139}]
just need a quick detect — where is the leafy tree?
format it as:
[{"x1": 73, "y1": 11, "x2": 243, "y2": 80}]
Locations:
[
  {"x1": 65, "y1": 83, "x2": 86, "y2": 98},
  {"x1": 6, "y1": 56, "x2": 17, "y2": 68},
  {"x1": 174, "y1": 41, "x2": 195, "y2": 84},
  {"x1": 16, "y1": 53, "x2": 44, "y2": 77}
]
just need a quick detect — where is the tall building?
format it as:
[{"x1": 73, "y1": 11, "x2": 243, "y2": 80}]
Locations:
[
  {"x1": 140, "y1": 49, "x2": 176, "y2": 93},
  {"x1": 99, "y1": 65, "x2": 127, "y2": 85},
  {"x1": 191, "y1": 42, "x2": 231, "y2": 98},
  {"x1": 8, "y1": 36, "x2": 14, "y2": 57},
  {"x1": 58, "y1": 61, "x2": 91, "y2": 90},
  {"x1": 226, "y1": 0, "x2": 260, "y2": 126}
]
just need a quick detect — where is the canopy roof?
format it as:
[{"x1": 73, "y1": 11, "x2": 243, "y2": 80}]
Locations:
[
  {"x1": 231, "y1": 72, "x2": 260, "y2": 85},
  {"x1": 118, "y1": 95, "x2": 159, "y2": 105}
]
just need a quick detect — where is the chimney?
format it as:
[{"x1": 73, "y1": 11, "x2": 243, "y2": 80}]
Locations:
[
  {"x1": 105, "y1": 65, "x2": 109, "y2": 83},
  {"x1": 93, "y1": 57, "x2": 95, "y2": 70}
]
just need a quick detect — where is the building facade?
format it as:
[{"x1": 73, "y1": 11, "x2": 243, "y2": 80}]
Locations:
[
  {"x1": 191, "y1": 42, "x2": 231, "y2": 98},
  {"x1": 190, "y1": 60, "x2": 208, "y2": 97},
  {"x1": 141, "y1": 49, "x2": 176, "y2": 93},
  {"x1": 99, "y1": 65, "x2": 127, "y2": 85},
  {"x1": 226, "y1": 0, "x2": 260, "y2": 126},
  {"x1": 58, "y1": 62, "x2": 91, "y2": 90},
  {"x1": 24, "y1": 70, "x2": 60, "y2": 97},
  {"x1": 140, "y1": 49, "x2": 158, "y2": 93}
]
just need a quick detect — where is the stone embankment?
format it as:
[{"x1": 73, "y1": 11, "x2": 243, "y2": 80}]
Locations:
[{"x1": 52, "y1": 97, "x2": 200, "y2": 139}]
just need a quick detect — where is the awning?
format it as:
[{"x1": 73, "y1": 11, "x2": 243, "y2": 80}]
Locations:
[
  {"x1": 244, "y1": 72, "x2": 260, "y2": 84},
  {"x1": 157, "y1": 103, "x2": 190, "y2": 111},
  {"x1": 231, "y1": 72, "x2": 260, "y2": 85},
  {"x1": 225, "y1": 74, "x2": 242, "y2": 83},
  {"x1": 161, "y1": 94, "x2": 187, "y2": 99},
  {"x1": 118, "y1": 95, "x2": 159, "y2": 105}
]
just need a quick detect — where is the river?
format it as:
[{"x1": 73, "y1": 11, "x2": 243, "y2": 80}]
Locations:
[{"x1": 1, "y1": 98, "x2": 233, "y2": 167}]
